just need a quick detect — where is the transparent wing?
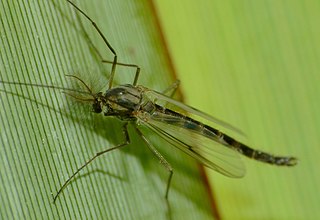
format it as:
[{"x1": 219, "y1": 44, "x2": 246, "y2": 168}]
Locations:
[
  {"x1": 136, "y1": 101, "x2": 246, "y2": 178},
  {"x1": 137, "y1": 111, "x2": 245, "y2": 177},
  {"x1": 140, "y1": 87, "x2": 245, "y2": 136}
]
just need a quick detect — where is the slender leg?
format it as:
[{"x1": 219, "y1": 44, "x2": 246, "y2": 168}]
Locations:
[
  {"x1": 67, "y1": 0, "x2": 141, "y2": 87},
  {"x1": 53, "y1": 123, "x2": 130, "y2": 203},
  {"x1": 66, "y1": 0, "x2": 117, "y2": 89},
  {"x1": 162, "y1": 80, "x2": 180, "y2": 97},
  {"x1": 102, "y1": 60, "x2": 140, "y2": 86},
  {"x1": 133, "y1": 126, "x2": 173, "y2": 200}
]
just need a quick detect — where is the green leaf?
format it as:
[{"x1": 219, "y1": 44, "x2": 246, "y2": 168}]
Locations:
[
  {"x1": 155, "y1": 0, "x2": 320, "y2": 219},
  {"x1": 0, "y1": 0, "x2": 214, "y2": 219}
]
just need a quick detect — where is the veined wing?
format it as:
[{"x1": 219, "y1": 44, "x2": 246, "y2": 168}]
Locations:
[
  {"x1": 137, "y1": 111, "x2": 245, "y2": 177},
  {"x1": 139, "y1": 86, "x2": 245, "y2": 136},
  {"x1": 136, "y1": 108, "x2": 246, "y2": 178}
]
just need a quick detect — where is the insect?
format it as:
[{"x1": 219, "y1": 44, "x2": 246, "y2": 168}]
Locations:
[{"x1": 0, "y1": 0, "x2": 297, "y2": 204}]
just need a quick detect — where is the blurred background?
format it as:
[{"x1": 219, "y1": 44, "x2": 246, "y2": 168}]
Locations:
[{"x1": 155, "y1": 0, "x2": 320, "y2": 219}]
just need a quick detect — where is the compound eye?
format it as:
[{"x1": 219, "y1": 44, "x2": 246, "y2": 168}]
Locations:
[{"x1": 92, "y1": 101, "x2": 102, "y2": 113}]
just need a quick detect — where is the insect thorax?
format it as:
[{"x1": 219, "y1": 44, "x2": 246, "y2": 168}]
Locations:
[{"x1": 93, "y1": 84, "x2": 143, "y2": 119}]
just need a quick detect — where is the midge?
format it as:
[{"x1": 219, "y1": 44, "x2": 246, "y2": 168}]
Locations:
[{"x1": 0, "y1": 0, "x2": 297, "y2": 203}]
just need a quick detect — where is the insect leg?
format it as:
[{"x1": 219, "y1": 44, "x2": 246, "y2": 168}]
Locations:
[
  {"x1": 161, "y1": 80, "x2": 180, "y2": 97},
  {"x1": 133, "y1": 126, "x2": 173, "y2": 200},
  {"x1": 68, "y1": 1, "x2": 141, "y2": 86},
  {"x1": 102, "y1": 60, "x2": 140, "y2": 86},
  {"x1": 66, "y1": 0, "x2": 117, "y2": 89},
  {"x1": 53, "y1": 122, "x2": 130, "y2": 203}
]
